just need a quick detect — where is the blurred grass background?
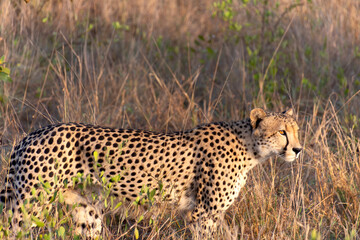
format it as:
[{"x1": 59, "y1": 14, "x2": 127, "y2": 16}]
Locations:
[{"x1": 0, "y1": 0, "x2": 359, "y2": 239}]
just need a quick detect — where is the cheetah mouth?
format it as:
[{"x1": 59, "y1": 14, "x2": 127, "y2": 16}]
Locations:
[
  {"x1": 279, "y1": 151, "x2": 296, "y2": 162},
  {"x1": 279, "y1": 150, "x2": 286, "y2": 157}
]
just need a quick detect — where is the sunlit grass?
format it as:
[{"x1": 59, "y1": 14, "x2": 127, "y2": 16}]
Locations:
[{"x1": 0, "y1": 0, "x2": 359, "y2": 239}]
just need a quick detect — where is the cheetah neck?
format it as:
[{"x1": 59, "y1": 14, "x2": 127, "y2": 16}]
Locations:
[
  {"x1": 231, "y1": 119, "x2": 278, "y2": 165},
  {"x1": 228, "y1": 119, "x2": 263, "y2": 172}
]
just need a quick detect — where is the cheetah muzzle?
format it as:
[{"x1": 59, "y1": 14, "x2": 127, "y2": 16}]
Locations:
[{"x1": 0, "y1": 108, "x2": 302, "y2": 238}]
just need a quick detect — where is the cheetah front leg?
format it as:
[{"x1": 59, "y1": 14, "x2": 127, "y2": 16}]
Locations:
[
  {"x1": 188, "y1": 173, "x2": 238, "y2": 239},
  {"x1": 62, "y1": 190, "x2": 103, "y2": 239},
  {"x1": 189, "y1": 205, "x2": 223, "y2": 240}
]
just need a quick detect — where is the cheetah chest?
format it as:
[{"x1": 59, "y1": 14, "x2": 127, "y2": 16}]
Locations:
[{"x1": 232, "y1": 171, "x2": 248, "y2": 201}]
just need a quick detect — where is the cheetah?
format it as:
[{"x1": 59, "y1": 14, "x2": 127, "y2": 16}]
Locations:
[{"x1": 0, "y1": 108, "x2": 302, "y2": 238}]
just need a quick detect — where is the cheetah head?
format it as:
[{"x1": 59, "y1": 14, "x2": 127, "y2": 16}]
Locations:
[{"x1": 250, "y1": 108, "x2": 302, "y2": 162}]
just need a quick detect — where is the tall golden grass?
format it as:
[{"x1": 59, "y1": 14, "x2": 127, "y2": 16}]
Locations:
[{"x1": 0, "y1": 0, "x2": 359, "y2": 239}]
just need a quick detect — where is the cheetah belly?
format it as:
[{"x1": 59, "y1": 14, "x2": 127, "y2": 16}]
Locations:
[{"x1": 232, "y1": 173, "x2": 247, "y2": 201}]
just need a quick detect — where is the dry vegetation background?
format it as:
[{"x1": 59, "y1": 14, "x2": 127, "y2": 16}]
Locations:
[{"x1": 0, "y1": 0, "x2": 360, "y2": 239}]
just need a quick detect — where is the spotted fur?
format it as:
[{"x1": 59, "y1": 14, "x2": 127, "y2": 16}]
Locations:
[{"x1": 0, "y1": 108, "x2": 302, "y2": 238}]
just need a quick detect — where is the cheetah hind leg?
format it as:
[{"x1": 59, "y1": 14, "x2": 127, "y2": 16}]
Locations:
[
  {"x1": 62, "y1": 190, "x2": 103, "y2": 239},
  {"x1": 194, "y1": 217, "x2": 218, "y2": 240},
  {"x1": 190, "y1": 211, "x2": 237, "y2": 240},
  {"x1": 189, "y1": 210, "x2": 219, "y2": 240}
]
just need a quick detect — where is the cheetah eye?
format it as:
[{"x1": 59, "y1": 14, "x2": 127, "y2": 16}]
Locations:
[{"x1": 279, "y1": 130, "x2": 286, "y2": 135}]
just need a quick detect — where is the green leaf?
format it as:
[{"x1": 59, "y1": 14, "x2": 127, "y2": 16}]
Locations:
[
  {"x1": 88, "y1": 23, "x2": 94, "y2": 31},
  {"x1": 110, "y1": 174, "x2": 121, "y2": 183},
  {"x1": 206, "y1": 47, "x2": 215, "y2": 58},
  {"x1": 43, "y1": 181, "x2": 51, "y2": 189},
  {"x1": 1, "y1": 66, "x2": 10, "y2": 75},
  {"x1": 63, "y1": 178, "x2": 68, "y2": 188},
  {"x1": 58, "y1": 226, "x2": 65, "y2": 239},
  {"x1": 138, "y1": 215, "x2": 144, "y2": 223},
  {"x1": 148, "y1": 189, "x2": 156, "y2": 200},
  {"x1": 112, "y1": 21, "x2": 121, "y2": 29},
  {"x1": 38, "y1": 175, "x2": 44, "y2": 183},
  {"x1": 31, "y1": 187, "x2": 36, "y2": 196},
  {"x1": 0, "y1": 72, "x2": 12, "y2": 83},
  {"x1": 134, "y1": 196, "x2": 140, "y2": 205},
  {"x1": 134, "y1": 227, "x2": 139, "y2": 239},
  {"x1": 113, "y1": 201, "x2": 123, "y2": 210},
  {"x1": 49, "y1": 190, "x2": 58, "y2": 203},
  {"x1": 39, "y1": 191, "x2": 44, "y2": 204},
  {"x1": 158, "y1": 181, "x2": 163, "y2": 193},
  {"x1": 224, "y1": 10, "x2": 233, "y2": 20},
  {"x1": 31, "y1": 215, "x2": 45, "y2": 227},
  {"x1": 93, "y1": 151, "x2": 99, "y2": 161},
  {"x1": 16, "y1": 232, "x2": 23, "y2": 238}
]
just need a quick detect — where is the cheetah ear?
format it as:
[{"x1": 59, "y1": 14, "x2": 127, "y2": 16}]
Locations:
[
  {"x1": 250, "y1": 108, "x2": 267, "y2": 129},
  {"x1": 283, "y1": 109, "x2": 293, "y2": 116}
]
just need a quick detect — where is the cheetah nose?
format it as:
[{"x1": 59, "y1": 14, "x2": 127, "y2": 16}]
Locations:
[{"x1": 292, "y1": 147, "x2": 302, "y2": 155}]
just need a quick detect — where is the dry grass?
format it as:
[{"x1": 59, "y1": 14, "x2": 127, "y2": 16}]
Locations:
[{"x1": 0, "y1": 0, "x2": 359, "y2": 239}]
